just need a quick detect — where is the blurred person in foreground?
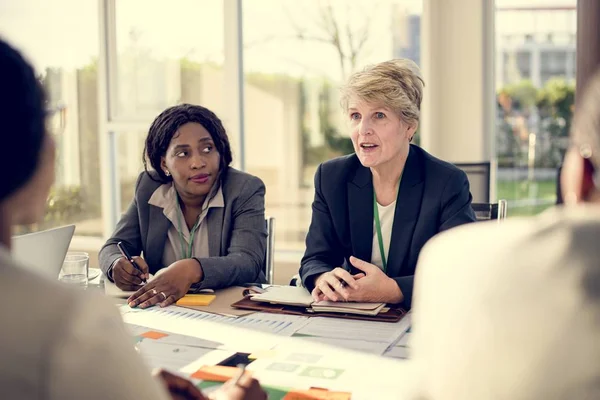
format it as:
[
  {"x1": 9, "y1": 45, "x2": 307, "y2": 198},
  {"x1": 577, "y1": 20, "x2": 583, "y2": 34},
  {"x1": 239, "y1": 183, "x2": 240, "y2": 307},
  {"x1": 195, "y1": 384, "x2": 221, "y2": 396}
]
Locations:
[
  {"x1": 407, "y1": 70, "x2": 600, "y2": 399},
  {"x1": 300, "y1": 59, "x2": 476, "y2": 309},
  {"x1": 0, "y1": 37, "x2": 265, "y2": 400}
]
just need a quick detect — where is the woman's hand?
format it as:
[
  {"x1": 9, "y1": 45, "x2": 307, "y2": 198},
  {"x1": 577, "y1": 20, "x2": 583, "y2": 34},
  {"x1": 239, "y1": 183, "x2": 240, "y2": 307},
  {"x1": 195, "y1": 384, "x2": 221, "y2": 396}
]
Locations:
[
  {"x1": 154, "y1": 369, "x2": 207, "y2": 400},
  {"x1": 345, "y1": 256, "x2": 404, "y2": 304},
  {"x1": 112, "y1": 256, "x2": 149, "y2": 291},
  {"x1": 311, "y1": 267, "x2": 365, "y2": 302},
  {"x1": 127, "y1": 259, "x2": 203, "y2": 309}
]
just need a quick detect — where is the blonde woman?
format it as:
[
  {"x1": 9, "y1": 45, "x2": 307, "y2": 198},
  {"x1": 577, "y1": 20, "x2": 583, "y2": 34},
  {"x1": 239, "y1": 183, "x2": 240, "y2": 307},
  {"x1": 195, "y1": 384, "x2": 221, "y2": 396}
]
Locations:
[{"x1": 300, "y1": 59, "x2": 476, "y2": 309}]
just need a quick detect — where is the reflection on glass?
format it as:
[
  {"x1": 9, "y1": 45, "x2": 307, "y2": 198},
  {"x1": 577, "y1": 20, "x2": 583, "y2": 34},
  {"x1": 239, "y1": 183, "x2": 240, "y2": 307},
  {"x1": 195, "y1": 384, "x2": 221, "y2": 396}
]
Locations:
[
  {"x1": 112, "y1": 0, "x2": 225, "y2": 213},
  {"x1": 0, "y1": 1, "x2": 102, "y2": 236},
  {"x1": 113, "y1": 0, "x2": 224, "y2": 120},
  {"x1": 495, "y1": 1, "x2": 576, "y2": 216},
  {"x1": 116, "y1": 131, "x2": 147, "y2": 213},
  {"x1": 244, "y1": 0, "x2": 420, "y2": 250}
]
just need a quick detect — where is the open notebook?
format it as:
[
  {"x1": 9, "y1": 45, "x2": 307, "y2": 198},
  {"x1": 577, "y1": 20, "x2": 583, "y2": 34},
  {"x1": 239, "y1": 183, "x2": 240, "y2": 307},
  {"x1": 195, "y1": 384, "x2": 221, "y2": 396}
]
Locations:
[{"x1": 248, "y1": 286, "x2": 386, "y2": 316}]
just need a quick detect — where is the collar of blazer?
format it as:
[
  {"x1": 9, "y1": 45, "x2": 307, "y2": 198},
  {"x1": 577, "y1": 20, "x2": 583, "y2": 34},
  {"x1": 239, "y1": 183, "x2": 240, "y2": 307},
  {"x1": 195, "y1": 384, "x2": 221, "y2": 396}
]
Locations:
[{"x1": 347, "y1": 145, "x2": 425, "y2": 277}]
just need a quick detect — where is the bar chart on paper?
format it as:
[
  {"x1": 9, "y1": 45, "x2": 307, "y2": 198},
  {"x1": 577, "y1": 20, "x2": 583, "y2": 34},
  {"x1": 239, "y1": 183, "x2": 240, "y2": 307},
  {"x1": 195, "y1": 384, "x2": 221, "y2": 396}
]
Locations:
[
  {"x1": 126, "y1": 324, "x2": 222, "y2": 371},
  {"x1": 121, "y1": 305, "x2": 311, "y2": 353}
]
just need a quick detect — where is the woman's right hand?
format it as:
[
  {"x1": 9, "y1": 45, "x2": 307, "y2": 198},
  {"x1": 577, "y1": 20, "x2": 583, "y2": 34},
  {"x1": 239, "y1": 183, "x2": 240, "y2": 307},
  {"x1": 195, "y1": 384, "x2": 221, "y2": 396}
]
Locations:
[
  {"x1": 112, "y1": 256, "x2": 149, "y2": 291},
  {"x1": 311, "y1": 267, "x2": 364, "y2": 302},
  {"x1": 209, "y1": 374, "x2": 267, "y2": 400}
]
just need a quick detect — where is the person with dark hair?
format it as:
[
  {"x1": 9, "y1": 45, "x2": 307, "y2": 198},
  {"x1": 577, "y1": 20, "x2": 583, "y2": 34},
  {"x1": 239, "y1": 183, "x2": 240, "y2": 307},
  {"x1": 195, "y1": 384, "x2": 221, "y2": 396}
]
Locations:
[
  {"x1": 0, "y1": 37, "x2": 266, "y2": 400},
  {"x1": 99, "y1": 104, "x2": 267, "y2": 308}
]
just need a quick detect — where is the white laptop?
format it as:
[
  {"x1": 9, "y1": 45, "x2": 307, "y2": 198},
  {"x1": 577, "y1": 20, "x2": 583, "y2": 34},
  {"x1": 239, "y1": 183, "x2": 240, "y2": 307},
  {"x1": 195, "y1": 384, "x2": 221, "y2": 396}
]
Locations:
[{"x1": 12, "y1": 225, "x2": 76, "y2": 279}]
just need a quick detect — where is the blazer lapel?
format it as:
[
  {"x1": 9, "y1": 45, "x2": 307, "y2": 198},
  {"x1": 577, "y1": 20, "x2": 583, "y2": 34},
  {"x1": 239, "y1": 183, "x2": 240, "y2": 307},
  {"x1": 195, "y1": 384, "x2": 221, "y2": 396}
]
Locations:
[
  {"x1": 145, "y1": 205, "x2": 170, "y2": 271},
  {"x1": 386, "y1": 147, "x2": 424, "y2": 277},
  {"x1": 207, "y1": 207, "x2": 224, "y2": 257},
  {"x1": 348, "y1": 165, "x2": 374, "y2": 266}
]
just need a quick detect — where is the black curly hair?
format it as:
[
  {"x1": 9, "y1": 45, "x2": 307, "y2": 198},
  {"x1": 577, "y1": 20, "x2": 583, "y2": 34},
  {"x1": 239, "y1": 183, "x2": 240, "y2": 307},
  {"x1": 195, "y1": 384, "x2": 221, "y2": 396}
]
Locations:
[
  {"x1": 143, "y1": 103, "x2": 233, "y2": 182},
  {"x1": 0, "y1": 37, "x2": 47, "y2": 202}
]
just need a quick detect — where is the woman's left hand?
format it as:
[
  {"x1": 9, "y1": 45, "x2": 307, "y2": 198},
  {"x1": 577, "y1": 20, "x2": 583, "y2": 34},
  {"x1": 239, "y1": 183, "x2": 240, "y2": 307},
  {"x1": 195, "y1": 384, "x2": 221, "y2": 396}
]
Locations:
[
  {"x1": 127, "y1": 259, "x2": 203, "y2": 309},
  {"x1": 345, "y1": 256, "x2": 404, "y2": 304}
]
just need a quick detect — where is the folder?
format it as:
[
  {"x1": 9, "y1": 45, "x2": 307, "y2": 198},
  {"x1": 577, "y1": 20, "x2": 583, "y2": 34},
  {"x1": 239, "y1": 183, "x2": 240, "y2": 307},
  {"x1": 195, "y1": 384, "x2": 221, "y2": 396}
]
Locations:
[
  {"x1": 178, "y1": 286, "x2": 255, "y2": 317},
  {"x1": 247, "y1": 286, "x2": 387, "y2": 316},
  {"x1": 231, "y1": 291, "x2": 406, "y2": 323}
]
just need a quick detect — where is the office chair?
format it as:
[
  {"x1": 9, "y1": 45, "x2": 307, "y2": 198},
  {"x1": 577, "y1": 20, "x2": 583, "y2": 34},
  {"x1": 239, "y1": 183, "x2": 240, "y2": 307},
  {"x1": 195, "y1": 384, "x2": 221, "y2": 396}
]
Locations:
[
  {"x1": 265, "y1": 217, "x2": 275, "y2": 284},
  {"x1": 453, "y1": 162, "x2": 491, "y2": 203},
  {"x1": 556, "y1": 164, "x2": 563, "y2": 204},
  {"x1": 471, "y1": 200, "x2": 508, "y2": 222}
]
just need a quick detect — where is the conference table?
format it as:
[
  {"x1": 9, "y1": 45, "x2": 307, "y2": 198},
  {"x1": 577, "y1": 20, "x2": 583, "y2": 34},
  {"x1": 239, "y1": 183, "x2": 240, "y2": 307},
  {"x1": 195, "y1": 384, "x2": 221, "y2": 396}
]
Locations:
[{"x1": 87, "y1": 274, "x2": 415, "y2": 399}]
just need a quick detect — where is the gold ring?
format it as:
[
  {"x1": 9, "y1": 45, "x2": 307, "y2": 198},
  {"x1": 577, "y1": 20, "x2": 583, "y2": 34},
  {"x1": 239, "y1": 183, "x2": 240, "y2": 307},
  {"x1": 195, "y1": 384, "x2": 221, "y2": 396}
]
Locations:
[
  {"x1": 151, "y1": 289, "x2": 157, "y2": 295},
  {"x1": 160, "y1": 292, "x2": 167, "y2": 300}
]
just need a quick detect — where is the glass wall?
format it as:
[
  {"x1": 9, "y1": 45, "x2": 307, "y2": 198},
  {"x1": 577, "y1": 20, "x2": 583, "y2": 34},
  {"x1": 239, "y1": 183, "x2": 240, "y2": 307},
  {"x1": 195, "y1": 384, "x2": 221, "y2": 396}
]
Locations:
[
  {"x1": 111, "y1": 0, "x2": 225, "y2": 214},
  {"x1": 0, "y1": 1, "x2": 103, "y2": 236},
  {"x1": 495, "y1": 1, "x2": 576, "y2": 215},
  {"x1": 243, "y1": 0, "x2": 422, "y2": 251}
]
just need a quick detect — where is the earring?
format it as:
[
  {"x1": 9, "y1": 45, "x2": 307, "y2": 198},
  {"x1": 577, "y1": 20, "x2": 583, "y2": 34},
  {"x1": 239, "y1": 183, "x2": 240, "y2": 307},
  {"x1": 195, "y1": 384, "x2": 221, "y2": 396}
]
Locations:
[{"x1": 164, "y1": 170, "x2": 170, "y2": 177}]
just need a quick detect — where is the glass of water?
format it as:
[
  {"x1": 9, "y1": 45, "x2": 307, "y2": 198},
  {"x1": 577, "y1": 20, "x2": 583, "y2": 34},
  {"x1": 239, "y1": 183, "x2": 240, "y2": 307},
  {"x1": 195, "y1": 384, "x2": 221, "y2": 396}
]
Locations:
[{"x1": 59, "y1": 252, "x2": 89, "y2": 288}]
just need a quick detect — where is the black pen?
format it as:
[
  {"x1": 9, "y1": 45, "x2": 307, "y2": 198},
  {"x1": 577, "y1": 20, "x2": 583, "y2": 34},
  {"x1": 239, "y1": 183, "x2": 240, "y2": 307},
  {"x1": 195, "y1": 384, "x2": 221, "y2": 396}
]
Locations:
[{"x1": 117, "y1": 241, "x2": 146, "y2": 283}]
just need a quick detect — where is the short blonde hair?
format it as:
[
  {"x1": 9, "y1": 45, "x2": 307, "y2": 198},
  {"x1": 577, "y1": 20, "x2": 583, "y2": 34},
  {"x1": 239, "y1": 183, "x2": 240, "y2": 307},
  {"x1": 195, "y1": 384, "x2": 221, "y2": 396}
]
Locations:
[{"x1": 341, "y1": 59, "x2": 424, "y2": 127}]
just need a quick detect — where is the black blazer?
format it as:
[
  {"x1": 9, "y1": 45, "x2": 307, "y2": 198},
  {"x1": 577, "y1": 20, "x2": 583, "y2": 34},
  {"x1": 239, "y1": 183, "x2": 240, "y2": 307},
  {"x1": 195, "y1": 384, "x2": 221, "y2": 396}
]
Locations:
[{"x1": 300, "y1": 145, "x2": 476, "y2": 308}]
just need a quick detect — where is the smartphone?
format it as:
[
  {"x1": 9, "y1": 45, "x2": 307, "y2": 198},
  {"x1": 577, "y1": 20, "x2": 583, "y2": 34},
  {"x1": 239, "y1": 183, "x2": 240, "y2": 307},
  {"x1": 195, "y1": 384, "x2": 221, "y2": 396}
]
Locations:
[{"x1": 117, "y1": 241, "x2": 146, "y2": 282}]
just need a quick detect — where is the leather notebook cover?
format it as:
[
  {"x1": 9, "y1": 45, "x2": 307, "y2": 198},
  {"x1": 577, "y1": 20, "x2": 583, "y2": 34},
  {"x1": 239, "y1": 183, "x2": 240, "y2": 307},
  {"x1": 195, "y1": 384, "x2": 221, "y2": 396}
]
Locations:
[{"x1": 230, "y1": 296, "x2": 406, "y2": 323}]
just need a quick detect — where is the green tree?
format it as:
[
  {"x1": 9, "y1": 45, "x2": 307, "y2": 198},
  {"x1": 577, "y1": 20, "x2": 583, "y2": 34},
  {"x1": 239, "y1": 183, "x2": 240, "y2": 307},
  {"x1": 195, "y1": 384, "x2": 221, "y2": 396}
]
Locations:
[
  {"x1": 536, "y1": 77, "x2": 575, "y2": 167},
  {"x1": 499, "y1": 79, "x2": 538, "y2": 111}
]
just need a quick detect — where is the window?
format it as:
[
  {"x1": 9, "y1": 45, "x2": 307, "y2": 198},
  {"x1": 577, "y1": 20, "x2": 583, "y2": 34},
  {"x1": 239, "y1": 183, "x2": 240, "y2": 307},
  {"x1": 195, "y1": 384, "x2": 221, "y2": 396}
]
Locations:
[
  {"x1": 495, "y1": 1, "x2": 576, "y2": 216},
  {"x1": 0, "y1": 1, "x2": 103, "y2": 237},
  {"x1": 111, "y1": 0, "x2": 225, "y2": 213},
  {"x1": 243, "y1": 0, "x2": 421, "y2": 251}
]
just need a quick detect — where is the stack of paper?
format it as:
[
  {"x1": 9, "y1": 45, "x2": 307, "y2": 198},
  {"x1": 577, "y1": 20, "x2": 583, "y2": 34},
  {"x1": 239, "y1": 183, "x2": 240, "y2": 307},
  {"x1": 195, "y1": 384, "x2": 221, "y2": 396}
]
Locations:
[
  {"x1": 249, "y1": 286, "x2": 385, "y2": 316},
  {"x1": 311, "y1": 300, "x2": 385, "y2": 316},
  {"x1": 249, "y1": 286, "x2": 313, "y2": 307}
]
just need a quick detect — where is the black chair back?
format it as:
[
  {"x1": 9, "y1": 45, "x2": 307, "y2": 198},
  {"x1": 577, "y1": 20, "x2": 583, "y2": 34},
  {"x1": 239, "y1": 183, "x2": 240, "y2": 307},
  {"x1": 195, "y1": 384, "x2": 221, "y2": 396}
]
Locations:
[
  {"x1": 472, "y1": 200, "x2": 507, "y2": 222},
  {"x1": 556, "y1": 164, "x2": 563, "y2": 204},
  {"x1": 454, "y1": 162, "x2": 491, "y2": 203}
]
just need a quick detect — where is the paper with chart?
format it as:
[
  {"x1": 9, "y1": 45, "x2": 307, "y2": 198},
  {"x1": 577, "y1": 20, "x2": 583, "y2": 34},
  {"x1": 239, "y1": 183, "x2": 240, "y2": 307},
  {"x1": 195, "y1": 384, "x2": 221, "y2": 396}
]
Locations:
[
  {"x1": 383, "y1": 312, "x2": 412, "y2": 359},
  {"x1": 120, "y1": 305, "x2": 310, "y2": 352},
  {"x1": 290, "y1": 314, "x2": 411, "y2": 355},
  {"x1": 126, "y1": 323, "x2": 222, "y2": 371},
  {"x1": 245, "y1": 338, "x2": 412, "y2": 400}
]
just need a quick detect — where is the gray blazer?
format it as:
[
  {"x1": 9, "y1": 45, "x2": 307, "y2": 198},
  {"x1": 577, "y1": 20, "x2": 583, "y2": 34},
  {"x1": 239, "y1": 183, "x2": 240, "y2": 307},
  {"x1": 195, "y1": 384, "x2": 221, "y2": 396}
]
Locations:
[
  {"x1": 0, "y1": 246, "x2": 169, "y2": 399},
  {"x1": 99, "y1": 168, "x2": 267, "y2": 289}
]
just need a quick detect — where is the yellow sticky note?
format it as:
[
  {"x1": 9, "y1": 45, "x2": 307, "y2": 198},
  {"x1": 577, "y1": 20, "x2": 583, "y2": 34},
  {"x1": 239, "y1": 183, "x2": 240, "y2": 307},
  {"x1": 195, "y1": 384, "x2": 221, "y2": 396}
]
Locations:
[
  {"x1": 248, "y1": 350, "x2": 278, "y2": 360},
  {"x1": 176, "y1": 294, "x2": 216, "y2": 306}
]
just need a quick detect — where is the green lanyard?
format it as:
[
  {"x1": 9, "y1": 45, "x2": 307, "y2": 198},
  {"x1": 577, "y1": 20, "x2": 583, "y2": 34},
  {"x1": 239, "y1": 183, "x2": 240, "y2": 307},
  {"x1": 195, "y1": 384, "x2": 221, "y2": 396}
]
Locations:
[
  {"x1": 373, "y1": 192, "x2": 388, "y2": 273},
  {"x1": 372, "y1": 172, "x2": 403, "y2": 273},
  {"x1": 176, "y1": 205, "x2": 201, "y2": 259}
]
